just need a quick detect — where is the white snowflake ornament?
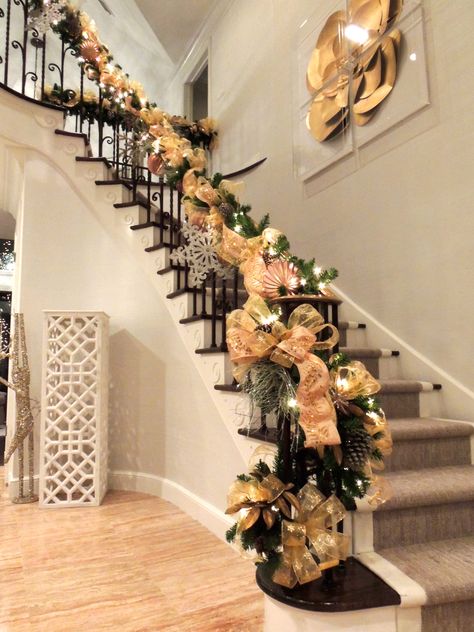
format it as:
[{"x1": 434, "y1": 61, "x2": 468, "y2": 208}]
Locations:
[
  {"x1": 170, "y1": 223, "x2": 229, "y2": 287},
  {"x1": 28, "y1": 0, "x2": 67, "y2": 35}
]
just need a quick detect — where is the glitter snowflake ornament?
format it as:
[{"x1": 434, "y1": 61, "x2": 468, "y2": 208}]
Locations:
[
  {"x1": 28, "y1": 0, "x2": 67, "y2": 35},
  {"x1": 170, "y1": 223, "x2": 228, "y2": 287}
]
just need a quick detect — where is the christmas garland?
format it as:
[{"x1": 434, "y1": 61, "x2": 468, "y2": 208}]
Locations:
[
  {"x1": 29, "y1": 1, "x2": 394, "y2": 590},
  {"x1": 28, "y1": 0, "x2": 336, "y2": 293},
  {"x1": 224, "y1": 299, "x2": 393, "y2": 587}
]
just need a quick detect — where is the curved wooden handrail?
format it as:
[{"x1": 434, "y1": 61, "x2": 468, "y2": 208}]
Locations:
[
  {"x1": 222, "y1": 157, "x2": 267, "y2": 179},
  {"x1": 0, "y1": 82, "x2": 65, "y2": 112}
]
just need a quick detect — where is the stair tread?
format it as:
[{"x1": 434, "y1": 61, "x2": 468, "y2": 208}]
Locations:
[
  {"x1": 55, "y1": 129, "x2": 88, "y2": 143},
  {"x1": 114, "y1": 200, "x2": 149, "y2": 210},
  {"x1": 239, "y1": 418, "x2": 474, "y2": 447},
  {"x1": 95, "y1": 179, "x2": 132, "y2": 190},
  {"x1": 379, "y1": 536, "x2": 474, "y2": 606},
  {"x1": 215, "y1": 379, "x2": 441, "y2": 393},
  {"x1": 76, "y1": 156, "x2": 111, "y2": 167},
  {"x1": 379, "y1": 379, "x2": 441, "y2": 393},
  {"x1": 379, "y1": 465, "x2": 474, "y2": 511},
  {"x1": 340, "y1": 347, "x2": 399, "y2": 358},
  {"x1": 389, "y1": 418, "x2": 474, "y2": 441}
]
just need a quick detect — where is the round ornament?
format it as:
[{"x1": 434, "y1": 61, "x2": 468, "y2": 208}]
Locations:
[{"x1": 262, "y1": 260, "x2": 300, "y2": 299}]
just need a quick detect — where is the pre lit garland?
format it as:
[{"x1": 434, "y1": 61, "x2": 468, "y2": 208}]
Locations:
[
  {"x1": 28, "y1": 0, "x2": 337, "y2": 294},
  {"x1": 29, "y1": 1, "x2": 394, "y2": 590}
]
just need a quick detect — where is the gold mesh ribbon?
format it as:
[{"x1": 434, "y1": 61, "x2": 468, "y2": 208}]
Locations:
[
  {"x1": 331, "y1": 360, "x2": 381, "y2": 399},
  {"x1": 272, "y1": 484, "x2": 350, "y2": 588},
  {"x1": 225, "y1": 473, "x2": 299, "y2": 532},
  {"x1": 227, "y1": 297, "x2": 341, "y2": 447},
  {"x1": 331, "y1": 362, "x2": 393, "y2": 505}
]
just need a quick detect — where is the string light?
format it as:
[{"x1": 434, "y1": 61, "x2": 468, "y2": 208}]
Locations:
[
  {"x1": 288, "y1": 398, "x2": 298, "y2": 408},
  {"x1": 345, "y1": 24, "x2": 369, "y2": 44},
  {"x1": 336, "y1": 377, "x2": 349, "y2": 391},
  {"x1": 313, "y1": 265, "x2": 322, "y2": 276}
]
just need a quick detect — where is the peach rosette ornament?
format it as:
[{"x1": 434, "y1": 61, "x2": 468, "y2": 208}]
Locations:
[
  {"x1": 226, "y1": 296, "x2": 341, "y2": 449},
  {"x1": 233, "y1": 227, "x2": 285, "y2": 296}
]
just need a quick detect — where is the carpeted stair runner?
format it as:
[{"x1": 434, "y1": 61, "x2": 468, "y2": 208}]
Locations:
[
  {"x1": 371, "y1": 413, "x2": 474, "y2": 631},
  {"x1": 373, "y1": 464, "x2": 474, "y2": 548},
  {"x1": 380, "y1": 537, "x2": 474, "y2": 632},
  {"x1": 336, "y1": 344, "x2": 474, "y2": 630},
  {"x1": 385, "y1": 418, "x2": 473, "y2": 471}
]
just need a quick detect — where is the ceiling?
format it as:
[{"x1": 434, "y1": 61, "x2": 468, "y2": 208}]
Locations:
[{"x1": 135, "y1": 0, "x2": 218, "y2": 64}]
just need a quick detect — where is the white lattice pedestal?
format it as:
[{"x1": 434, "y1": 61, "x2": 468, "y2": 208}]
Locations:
[{"x1": 39, "y1": 311, "x2": 109, "y2": 507}]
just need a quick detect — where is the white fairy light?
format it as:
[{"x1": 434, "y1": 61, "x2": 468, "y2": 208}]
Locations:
[
  {"x1": 336, "y1": 377, "x2": 349, "y2": 391},
  {"x1": 366, "y1": 411, "x2": 380, "y2": 421},
  {"x1": 313, "y1": 265, "x2": 322, "y2": 276},
  {"x1": 288, "y1": 398, "x2": 298, "y2": 409},
  {"x1": 345, "y1": 24, "x2": 369, "y2": 44},
  {"x1": 300, "y1": 279, "x2": 307, "y2": 286}
]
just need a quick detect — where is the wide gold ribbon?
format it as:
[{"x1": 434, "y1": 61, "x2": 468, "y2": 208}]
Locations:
[
  {"x1": 272, "y1": 484, "x2": 350, "y2": 588},
  {"x1": 226, "y1": 472, "x2": 299, "y2": 532},
  {"x1": 226, "y1": 297, "x2": 341, "y2": 447},
  {"x1": 331, "y1": 360, "x2": 381, "y2": 399},
  {"x1": 331, "y1": 361, "x2": 393, "y2": 505}
]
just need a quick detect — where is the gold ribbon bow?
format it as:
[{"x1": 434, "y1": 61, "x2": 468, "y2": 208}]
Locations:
[
  {"x1": 273, "y1": 484, "x2": 350, "y2": 588},
  {"x1": 331, "y1": 360, "x2": 381, "y2": 400},
  {"x1": 331, "y1": 361, "x2": 393, "y2": 506},
  {"x1": 225, "y1": 473, "x2": 300, "y2": 531},
  {"x1": 226, "y1": 297, "x2": 341, "y2": 447}
]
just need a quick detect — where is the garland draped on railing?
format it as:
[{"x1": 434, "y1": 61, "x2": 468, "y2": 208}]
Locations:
[{"x1": 26, "y1": 0, "x2": 394, "y2": 589}]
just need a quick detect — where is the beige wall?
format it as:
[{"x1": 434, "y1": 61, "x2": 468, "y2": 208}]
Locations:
[
  {"x1": 169, "y1": 0, "x2": 474, "y2": 418},
  {"x1": 2, "y1": 147, "x2": 243, "y2": 509}
]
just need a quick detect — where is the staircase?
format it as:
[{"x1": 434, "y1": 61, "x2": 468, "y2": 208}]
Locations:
[
  {"x1": 68, "y1": 135, "x2": 474, "y2": 632},
  {"x1": 1, "y1": 87, "x2": 473, "y2": 631}
]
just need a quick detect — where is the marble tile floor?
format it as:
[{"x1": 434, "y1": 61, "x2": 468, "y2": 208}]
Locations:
[{"x1": 0, "y1": 469, "x2": 264, "y2": 631}]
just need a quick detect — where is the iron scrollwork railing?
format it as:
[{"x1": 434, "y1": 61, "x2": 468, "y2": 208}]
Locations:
[{"x1": 0, "y1": 1, "x2": 337, "y2": 448}]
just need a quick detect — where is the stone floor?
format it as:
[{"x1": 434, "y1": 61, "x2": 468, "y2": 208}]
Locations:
[{"x1": 0, "y1": 470, "x2": 264, "y2": 631}]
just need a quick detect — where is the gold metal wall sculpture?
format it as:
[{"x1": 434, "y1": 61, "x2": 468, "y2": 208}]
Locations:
[
  {"x1": 306, "y1": 0, "x2": 404, "y2": 142},
  {"x1": 2, "y1": 314, "x2": 38, "y2": 504}
]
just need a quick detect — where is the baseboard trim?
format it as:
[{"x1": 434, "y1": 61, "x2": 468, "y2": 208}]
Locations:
[{"x1": 109, "y1": 469, "x2": 232, "y2": 541}]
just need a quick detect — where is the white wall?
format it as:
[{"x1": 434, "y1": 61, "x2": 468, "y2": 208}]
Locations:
[
  {"x1": 169, "y1": 0, "x2": 474, "y2": 420},
  {"x1": 0, "y1": 117, "x2": 243, "y2": 509}
]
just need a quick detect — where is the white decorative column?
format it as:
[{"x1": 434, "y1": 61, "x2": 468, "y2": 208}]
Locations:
[{"x1": 39, "y1": 311, "x2": 109, "y2": 507}]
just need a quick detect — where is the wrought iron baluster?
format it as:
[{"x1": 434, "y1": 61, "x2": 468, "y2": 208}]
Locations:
[
  {"x1": 220, "y1": 276, "x2": 227, "y2": 350},
  {"x1": 79, "y1": 65, "x2": 84, "y2": 134},
  {"x1": 2, "y1": 0, "x2": 11, "y2": 85},
  {"x1": 40, "y1": 32, "x2": 46, "y2": 100},
  {"x1": 200, "y1": 279, "x2": 207, "y2": 317},
  {"x1": 169, "y1": 185, "x2": 174, "y2": 249},
  {"x1": 192, "y1": 280, "x2": 198, "y2": 316},
  {"x1": 20, "y1": 0, "x2": 27, "y2": 93},
  {"x1": 10, "y1": 0, "x2": 28, "y2": 93},
  {"x1": 210, "y1": 272, "x2": 217, "y2": 347},
  {"x1": 97, "y1": 85, "x2": 104, "y2": 156},
  {"x1": 232, "y1": 268, "x2": 239, "y2": 309}
]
